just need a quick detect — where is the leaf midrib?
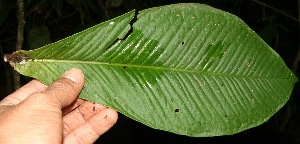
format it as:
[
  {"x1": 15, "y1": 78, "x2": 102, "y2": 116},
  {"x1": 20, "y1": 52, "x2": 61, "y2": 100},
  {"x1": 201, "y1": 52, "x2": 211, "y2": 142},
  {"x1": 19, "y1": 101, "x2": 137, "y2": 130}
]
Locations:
[{"x1": 32, "y1": 59, "x2": 291, "y2": 80}]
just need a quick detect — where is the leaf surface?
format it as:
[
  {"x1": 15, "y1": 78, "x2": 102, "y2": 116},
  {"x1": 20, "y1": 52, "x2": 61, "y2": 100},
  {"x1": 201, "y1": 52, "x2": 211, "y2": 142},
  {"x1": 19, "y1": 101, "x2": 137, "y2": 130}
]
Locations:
[{"x1": 6, "y1": 4, "x2": 298, "y2": 136}]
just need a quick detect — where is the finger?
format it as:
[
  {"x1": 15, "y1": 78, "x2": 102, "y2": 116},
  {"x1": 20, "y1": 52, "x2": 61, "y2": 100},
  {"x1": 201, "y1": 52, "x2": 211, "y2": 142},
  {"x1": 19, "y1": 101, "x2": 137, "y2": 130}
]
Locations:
[
  {"x1": 0, "y1": 80, "x2": 47, "y2": 106},
  {"x1": 62, "y1": 98, "x2": 85, "y2": 116},
  {"x1": 63, "y1": 108, "x2": 118, "y2": 144},
  {"x1": 62, "y1": 101, "x2": 107, "y2": 135},
  {"x1": 44, "y1": 68, "x2": 84, "y2": 108}
]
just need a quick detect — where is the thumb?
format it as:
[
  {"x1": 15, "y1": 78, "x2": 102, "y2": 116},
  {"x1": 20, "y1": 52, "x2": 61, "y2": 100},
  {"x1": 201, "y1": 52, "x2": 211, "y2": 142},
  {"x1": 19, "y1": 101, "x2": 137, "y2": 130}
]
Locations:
[{"x1": 43, "y1": 68, "x2": 85, "y2": 108}]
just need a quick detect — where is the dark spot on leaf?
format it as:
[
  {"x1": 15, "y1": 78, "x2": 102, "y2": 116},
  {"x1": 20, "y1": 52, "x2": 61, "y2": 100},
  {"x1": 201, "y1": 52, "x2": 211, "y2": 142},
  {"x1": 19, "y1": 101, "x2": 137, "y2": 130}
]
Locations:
[
  {"x1": 93, "y1": 106, "x2": 96, "y2": 112},
  {"x1": 181, "y1": 41, "x2": 184, "y2": 45},
  {"x1": 175, "y1": 108, "x2": 180, "y2": 112},
  {"x1": 123, "y1": 66, "x2": 128, "y2": 70},
  {"x1": 221, "y1": 83, "x2": 224, "y2": 86},
  {"x1": 171, "y1": 98, "x2": 174, "y2": 102}
]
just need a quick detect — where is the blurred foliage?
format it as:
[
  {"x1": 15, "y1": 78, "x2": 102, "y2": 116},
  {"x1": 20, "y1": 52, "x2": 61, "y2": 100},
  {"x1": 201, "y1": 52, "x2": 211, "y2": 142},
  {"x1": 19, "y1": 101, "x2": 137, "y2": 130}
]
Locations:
[
  {"x1": 0, "y1": 0, "x2": 299, "y2": 143},
  {"x1": 27, "y1": 25, "x2": 51, "y2": 49}
]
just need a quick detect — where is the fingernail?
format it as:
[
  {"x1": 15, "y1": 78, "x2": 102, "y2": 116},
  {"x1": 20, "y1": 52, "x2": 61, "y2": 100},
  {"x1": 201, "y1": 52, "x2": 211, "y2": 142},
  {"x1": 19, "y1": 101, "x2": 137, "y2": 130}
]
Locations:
[{"x1": 62, "y1": 68, "x2": 84, "y2": 83}]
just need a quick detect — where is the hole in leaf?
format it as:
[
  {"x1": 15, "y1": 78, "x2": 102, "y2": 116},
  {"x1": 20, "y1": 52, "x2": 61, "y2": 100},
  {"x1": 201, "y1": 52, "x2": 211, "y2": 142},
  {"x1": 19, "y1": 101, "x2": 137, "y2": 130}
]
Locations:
[
  {"x1": 181, "y1": 41, "x2": 184, "y2": 45},
  {"x1": 120, "y1": 11, "x2": 137, "y2": 41},
  {"x1": 123, "y1": 66, "x2": 128, "y2": 70},
  {"x1": 175, "y1": 108, "x2": 180, "y2": 112},
  {"x1": 106, "y1": 38, "x2": 120, "y2": 52},
  {"x1": 105, "y1": 11, "x2": 137, "y2": 52}
]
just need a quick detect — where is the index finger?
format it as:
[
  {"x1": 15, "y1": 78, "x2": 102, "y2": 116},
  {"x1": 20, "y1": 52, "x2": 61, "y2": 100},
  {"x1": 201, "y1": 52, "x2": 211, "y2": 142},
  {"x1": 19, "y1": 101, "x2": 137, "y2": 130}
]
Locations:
[{"x1": 0, "y1": 80, "x2": 47, "y2": 106}]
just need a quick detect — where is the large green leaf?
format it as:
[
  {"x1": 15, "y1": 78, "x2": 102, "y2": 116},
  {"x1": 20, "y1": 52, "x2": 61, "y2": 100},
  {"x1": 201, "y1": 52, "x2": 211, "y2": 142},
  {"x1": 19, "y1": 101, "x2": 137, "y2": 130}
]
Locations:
[{"x1": 5, "y1": 4, "x2": 298, "y2": 137}]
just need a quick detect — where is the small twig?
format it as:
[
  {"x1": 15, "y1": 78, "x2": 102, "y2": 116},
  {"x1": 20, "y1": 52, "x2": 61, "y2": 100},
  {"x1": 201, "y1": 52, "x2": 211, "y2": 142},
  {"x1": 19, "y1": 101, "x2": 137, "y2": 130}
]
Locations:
[
  {"x1": 252, "y1": 0, "x2": 300, "y2": 24},
  {"x1": 16, "y1": 0, "x2": 25, "y2": 51},
  {"x1": 14, "y1": 0, "x2": 25, "y2": 90}
]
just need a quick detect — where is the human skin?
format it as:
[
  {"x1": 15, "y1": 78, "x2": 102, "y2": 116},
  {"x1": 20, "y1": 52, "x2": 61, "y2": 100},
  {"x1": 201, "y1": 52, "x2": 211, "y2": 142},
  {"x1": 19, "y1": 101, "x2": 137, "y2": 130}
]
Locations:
[{"x1": 0, "y1": 68, "x2": 118, "y2": 144}]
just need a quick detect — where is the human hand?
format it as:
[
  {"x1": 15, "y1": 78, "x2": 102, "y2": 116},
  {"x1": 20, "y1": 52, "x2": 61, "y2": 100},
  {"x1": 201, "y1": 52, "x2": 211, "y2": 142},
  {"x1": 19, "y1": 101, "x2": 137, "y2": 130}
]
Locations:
[{"x1": 0, "y1": 68, "x2": 118, "y2": 144}]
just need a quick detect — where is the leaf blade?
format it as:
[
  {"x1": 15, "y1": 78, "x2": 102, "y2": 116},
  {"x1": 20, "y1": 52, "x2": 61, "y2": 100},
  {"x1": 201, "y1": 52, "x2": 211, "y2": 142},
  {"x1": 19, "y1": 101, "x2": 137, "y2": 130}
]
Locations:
[{"x1": 8, "y1": 3, "x2": 298, "y2": 137}]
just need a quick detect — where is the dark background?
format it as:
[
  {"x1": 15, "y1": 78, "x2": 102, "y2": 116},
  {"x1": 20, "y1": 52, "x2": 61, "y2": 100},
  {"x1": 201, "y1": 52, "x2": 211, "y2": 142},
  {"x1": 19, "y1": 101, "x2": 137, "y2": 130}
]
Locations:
[{"x1": 0, "y1": 0, "x2": 299, "y2": 143}]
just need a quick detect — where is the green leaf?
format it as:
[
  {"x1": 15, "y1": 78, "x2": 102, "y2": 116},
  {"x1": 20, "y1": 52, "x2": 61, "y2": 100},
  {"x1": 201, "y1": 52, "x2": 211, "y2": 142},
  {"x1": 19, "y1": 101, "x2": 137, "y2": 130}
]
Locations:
[{"x1": 5, "y1": 4, "x2": 298, "y2": 137}]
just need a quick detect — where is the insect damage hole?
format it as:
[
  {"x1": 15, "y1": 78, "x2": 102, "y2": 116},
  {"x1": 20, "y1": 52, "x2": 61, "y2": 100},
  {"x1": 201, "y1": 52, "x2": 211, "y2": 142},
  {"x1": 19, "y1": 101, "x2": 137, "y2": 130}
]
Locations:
[
  {"x1": 123, "y1": 66, "x2": 128, "y2": 70},
  {"x1": 174, "y1": 108, "x2": 180, "y2": 113}
]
